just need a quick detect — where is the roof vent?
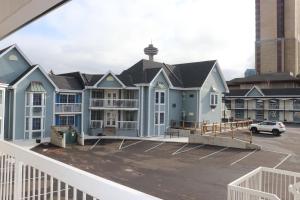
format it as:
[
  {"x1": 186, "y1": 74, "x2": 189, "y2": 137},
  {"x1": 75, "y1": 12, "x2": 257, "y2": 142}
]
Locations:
[{"x1": 144, "y1": 43, "x2": 158, "y2": 61}]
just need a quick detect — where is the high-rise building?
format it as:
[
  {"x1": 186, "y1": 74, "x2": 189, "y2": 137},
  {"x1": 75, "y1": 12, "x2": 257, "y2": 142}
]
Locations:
[{"x1": 255, "y1": 0, "x2": 300, "y2": 76}]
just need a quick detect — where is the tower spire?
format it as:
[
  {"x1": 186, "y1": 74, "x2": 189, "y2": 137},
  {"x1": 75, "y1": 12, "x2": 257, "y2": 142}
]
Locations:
[{"x1": 144, "y1": 43, "x2": 158, "y2": 61}]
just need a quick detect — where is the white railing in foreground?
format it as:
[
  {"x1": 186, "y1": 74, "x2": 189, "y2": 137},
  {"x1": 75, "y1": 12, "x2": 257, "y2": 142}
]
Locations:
[
  {"x1": 0, "y1": 140, "x2": 161, "y2": 200},
  {"x1": 228, "y1": 167, "x2": 300, "y2": 200}
]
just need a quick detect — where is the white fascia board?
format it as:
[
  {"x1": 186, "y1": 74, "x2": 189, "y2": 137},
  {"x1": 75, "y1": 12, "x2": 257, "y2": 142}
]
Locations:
[
  {"x1": 149, "y1": 68, "x2": 174, "y2": 88},
  {"x1": 12, "y1": 65, "x2": 59, "y2": 91},
  {"x1": 0, "y1": 44, "x2": 33, "y2": 65},
  {"x1": 170, "y1": 87, "x2": 201, "y2": 91},
  {"x1": 58, "y1": 89, "x2": 83, "y2": 93},
  {"x1": 245, "y1": 85, "x2": 265, "y2": 97},
  {"x1": 92, "y1": 71, "x2": 126, "y2": 88},
  {"x1": 0, "y1": 83, "x2": 9, "y2": 88}
]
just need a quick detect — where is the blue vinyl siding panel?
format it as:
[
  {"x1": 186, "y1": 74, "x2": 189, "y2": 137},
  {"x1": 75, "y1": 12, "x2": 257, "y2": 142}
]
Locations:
[
  {"x1": 14, "y1": 68, "x2": 55, "y2": 140},
  {"x1": 0, "y1": 48, "x2": 31, "y2": 85}
]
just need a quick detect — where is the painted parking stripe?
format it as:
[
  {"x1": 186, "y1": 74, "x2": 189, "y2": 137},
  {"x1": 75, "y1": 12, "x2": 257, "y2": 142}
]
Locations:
[
  {"x1": 120, "y1": 140, "x2": 143, "y2": 150},
  {"x1": 230, "y1": 149, "x2": 257, "y2": 166},
  {"x1": 172, "y1": 144, "x2": 189, "y2": 155},
  {"x1": 273, "y1": 154, "x2": 292, "y2": 169},
  {"x1": 89, "y1": 138, "x2": 102, "y2": 150},
  {"x1": 119, "y1": 139, "x2": 125, "y2": 150},
  {"x1": 199, "y1": 147, "x2": 229, "y2": 160},
  {"x1": 144, "y1": 142, "x2": 165, "y2": 152},
  {"x1": 173, "y1": 144, "x2": 205, "y2": 155}
]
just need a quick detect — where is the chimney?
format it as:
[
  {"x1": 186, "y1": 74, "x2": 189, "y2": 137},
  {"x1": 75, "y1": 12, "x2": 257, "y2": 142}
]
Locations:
[{"x1": 144, "y1": 43, "x2": 158, "y2": 61}]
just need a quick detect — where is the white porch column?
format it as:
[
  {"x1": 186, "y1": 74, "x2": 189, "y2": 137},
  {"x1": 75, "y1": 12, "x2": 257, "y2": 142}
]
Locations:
[{"x1": 0, "y1": 85, "x2": 7, "y2": 140}]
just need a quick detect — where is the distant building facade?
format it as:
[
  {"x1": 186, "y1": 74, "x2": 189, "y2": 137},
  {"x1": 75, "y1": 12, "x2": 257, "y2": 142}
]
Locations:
[
  {"x1": 244, "y1": 69, "x2": 256, "y2": 77},
  {"x1": 0, "y1": 44, "x2": 229, "y2": 141},
  {"x1": 255, "y1": 0, "x2": 300, "y2": 76}
]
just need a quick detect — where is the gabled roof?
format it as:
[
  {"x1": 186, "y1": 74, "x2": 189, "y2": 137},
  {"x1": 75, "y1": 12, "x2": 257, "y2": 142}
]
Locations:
[
  {"x1": 10, "y1": 65, "x2": 58, "y2": 90},
  {"x1": 118, "y1": 59, "x2": 218, "y2": 88},
  {"x1": 172, "y1": 60, "x2": 216, "y2": 88},
  {"x1": 228, "y1": 72, "x2": 300, "y2": 85},
  {"x1": 245, "y1": 85, "x2": 264, "y2": 97},
  {"x1": 92, "y1": 71, "x2": 126, "y2": 88}
]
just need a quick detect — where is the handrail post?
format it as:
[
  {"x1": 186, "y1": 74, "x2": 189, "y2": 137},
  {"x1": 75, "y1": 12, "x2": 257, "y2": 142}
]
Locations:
[{"x1": 13, "y1": 159, "x2": 23, "y2": 200}]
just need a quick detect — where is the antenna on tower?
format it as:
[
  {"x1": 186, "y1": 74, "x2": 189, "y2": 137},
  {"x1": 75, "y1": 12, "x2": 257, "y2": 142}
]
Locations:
[{"x1": 144, "y1": 43, "x2": 158, "y2": 61}]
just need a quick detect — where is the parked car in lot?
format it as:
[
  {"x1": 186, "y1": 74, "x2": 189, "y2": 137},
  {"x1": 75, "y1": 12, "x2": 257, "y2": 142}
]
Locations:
[{"x1": 249, "y1": 121, "x2": 286, "y2": 136}]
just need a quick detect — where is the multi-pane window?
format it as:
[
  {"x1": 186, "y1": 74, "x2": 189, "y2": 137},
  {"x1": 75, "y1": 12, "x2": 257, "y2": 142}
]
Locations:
[
  {"x1": 154, "y1": 91, "x2": 165, "y2": 127},
  {"x1": 235, "y1": 99, "x2": 244, "y2": 108},
  {"x1": 269, "y1": 99, "x2": 279, "y2": 109},
  {"x1": 256, "y1": 100, "x2": 264, "y2": 109},
  {"x1": 60, "y1": 94, "x2": 76, "y2": 103},
  {"x1": 59, "y1": 116, "x2": 75, "y2": 126},
  {"x1": 293, "y1": 100, "x2": 300, "y2": 110},
  {"x1": 25, "y1": 92, "x2": 46, "y2": 139},
  {"x1": 256, "y1": 110, "x2": 264, "y2": 121},
  {"x1": 235, "y1": 110, "x2": 244, "y2": 119},
  {"x1": 210, "y1": 93, "x2": 218, "y2": 106},
  {"x1": 92, "y1": 90, "x2": 104, "y2": 99}
]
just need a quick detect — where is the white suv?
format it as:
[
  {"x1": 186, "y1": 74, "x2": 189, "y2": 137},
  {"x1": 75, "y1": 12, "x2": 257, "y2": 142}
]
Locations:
[{"x1": 249, "y1": 121, "x2": 286, "y2": 136}]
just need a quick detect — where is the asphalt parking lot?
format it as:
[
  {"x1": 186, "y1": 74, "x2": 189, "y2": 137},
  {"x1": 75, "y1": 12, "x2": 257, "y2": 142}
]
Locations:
[{"x1": 32, "y1": 126, "x2": 300, "y2": 200}]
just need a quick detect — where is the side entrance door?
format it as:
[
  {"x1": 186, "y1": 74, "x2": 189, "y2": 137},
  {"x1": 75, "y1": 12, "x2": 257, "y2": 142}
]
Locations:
[
  {"x1": 105, "y1": 110, "x2": 117, "y2": 127},
  {"x1": 105, "y1": 90, "x2": 118, "y2": 107}
]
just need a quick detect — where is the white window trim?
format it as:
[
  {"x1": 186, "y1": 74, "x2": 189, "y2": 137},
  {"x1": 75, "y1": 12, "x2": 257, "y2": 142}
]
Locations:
[
  {"x1": 154, "y1": 90, "x2": 166, "y2": 128},
  {"x1": 210, "y1": 92, "x2": 218, "y2": 107},
  {"x1": 24, "y1": 92, "x2": 46, "y2": 140}
]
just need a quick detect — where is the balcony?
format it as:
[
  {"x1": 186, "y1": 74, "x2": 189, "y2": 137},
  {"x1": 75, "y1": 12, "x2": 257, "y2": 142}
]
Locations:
[
  {"x1": 0, "y1": 140, "x2": 160, "y2": 200},
  {"x1": 90, "y1": 120, "x2": 138, "y2": 130},
  {"x1": 228, "y1": 167, "x2": 300, "y2": 200},
  {"x1": 90, "y1": 120, "x2": 104, "y2": 129},
  {"x1": 55, "y1": 103, "x2": 82, "y2": 113},
  {"x1": 90, "y1": 99, "x2": 139, "y2": 110}
]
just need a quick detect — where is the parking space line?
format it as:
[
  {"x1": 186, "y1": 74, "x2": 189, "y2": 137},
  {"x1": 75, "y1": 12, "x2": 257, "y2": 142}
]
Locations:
[
  {"x1": 173, "y1": 144, "x2": 205, "y2": 155},
  {"x1": 172, "y1": 144, "x2": 189, "y2": 155},
  {"x1": 199, "y1": 147, "x2": 229, "y2": 160},
  {"x1": 263, "y1": 149, "x2": 288, "y2": 155},
  {"x1": 119, "y1": 139, "x2": 125, "y2": 150},
  {"x1": 89, "y1": 138, "x2": 102, "y2": 151},
  {"x1": 144, "y1": 142, "x2": 165, "y2": 152},
  {"x1": 120, "y1": 140, "x2": 143, "y2": 150},
  {"x1": 230, "y1": 149, "x2": 257, "y2": 166},
  {"x1": 273, "y1": 154, "x2": 292, "y2": 169}
]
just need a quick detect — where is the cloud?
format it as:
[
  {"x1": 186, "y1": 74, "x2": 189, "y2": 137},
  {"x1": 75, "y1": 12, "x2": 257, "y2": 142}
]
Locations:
[{"x1": 1, "y1": 0, "x2": 255, "y2": 80}]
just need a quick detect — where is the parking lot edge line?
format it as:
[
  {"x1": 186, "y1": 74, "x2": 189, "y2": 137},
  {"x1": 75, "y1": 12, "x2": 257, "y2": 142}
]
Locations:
[
  {"x1": 178, "y1": 144, "x2": 205, "y2": 154},
  {"x1": 89, "y1": 138, "x2": 102, "y2": 151},
  {"x1": 263, "y1": 149, "x2": 289, "y2": 156},
  {"x1": 119, "y1": 139, "x2": 125, "y2": 150},
  {"x1": 199, "y1": 147, "x2": 229, "y2": 160},
  {"x1": 273, "y1": 154, "x2": 292, "y2": 169},
  {"x1": 172, "y1": 144, "x2": 189, "y2": 155},
  {"x1": 144, "y1": 142, "x2": 165, "y2": 152},
  {"x1": 121, "y1": 140, "x2": 144, "y2": 150},
  {"x1": 230, "y1": 149, "x2": 257, "y2": 166}
]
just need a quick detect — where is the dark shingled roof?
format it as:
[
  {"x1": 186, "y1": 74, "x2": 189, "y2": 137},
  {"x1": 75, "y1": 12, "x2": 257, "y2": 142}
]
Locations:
[
  {"x1": 49, "y1": 59, "x2": 219, "y2": 89},
  {"x1": 261, "y1": 88, "x2": 300, "y2": 96},
  {"x1": 226, "y1": 88, "x2": 300, "y2": 97},
  {"x1": 228, "y1": 72, "x2": 299, "y2": 85},
  {"x1": 173, "y1": 60, "x2": 216, "y2": 88},
  {"x1": 225, "y1": 89, "x2": 249, "y2": 97},
  {"x1": 49, "y1": 74, "x2": 84, "y2": 90},
  {"x1": 118, "y1": 59, "x2": 216, "y2": 88}
]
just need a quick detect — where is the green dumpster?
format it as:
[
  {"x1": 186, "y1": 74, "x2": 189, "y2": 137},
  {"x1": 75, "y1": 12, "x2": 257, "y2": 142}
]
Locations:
[{"x1": 65, "y1": 130, "x2": 77, "y2": 144}]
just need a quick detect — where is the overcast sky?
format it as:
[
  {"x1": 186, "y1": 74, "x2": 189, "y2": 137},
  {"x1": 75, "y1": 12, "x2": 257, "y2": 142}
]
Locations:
[{"x1": 1, "y1": 0, "x2": 255, "y2": 80}]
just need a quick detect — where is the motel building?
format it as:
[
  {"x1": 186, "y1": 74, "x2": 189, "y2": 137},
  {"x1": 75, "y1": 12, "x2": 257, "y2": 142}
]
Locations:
[{"x1": 0, "y1": 44, "x2": 229, "y2": 141}]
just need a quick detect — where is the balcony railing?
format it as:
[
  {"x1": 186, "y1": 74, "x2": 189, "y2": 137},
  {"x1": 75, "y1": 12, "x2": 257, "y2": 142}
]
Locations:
[
  {"x1": 117, "y1": 121, "x2": 138, "y2": 129},
  {"x1": 228, "y1": 167, "x2": 300, "y2": 200},
  {"x1": 294, "y1": 104, "x2": 300, "y2": 110},
  {"x1": 235, "y1": 104, "x2": 244, "y2": 109},
  {"x1": 90, "y1": 120, "x2": 104, "y2": 129},
  {"x1": 90, "y1": 120, "x2": 138, "y2": 130},
  {"x1": 55, "y1": 103, "x2": 82, "y2": 113},
  {"x1": 0, "y1": 140, "x2": 161, "y2": 200},
  {"x1": 269, "y1": 104, "x2": 280, "y2": 110},
  {"x1": 90, "y1": 99, "x2": 139, "y2": 109}
]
